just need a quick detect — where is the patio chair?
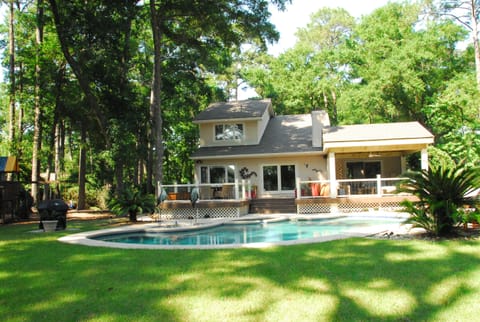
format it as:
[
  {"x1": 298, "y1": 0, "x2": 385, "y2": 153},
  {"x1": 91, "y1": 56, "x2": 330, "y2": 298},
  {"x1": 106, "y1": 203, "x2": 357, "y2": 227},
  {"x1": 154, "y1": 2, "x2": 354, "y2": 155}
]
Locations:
[
  {"x1": 199, "y1": 186, "x2": 213, "y2": 200},
  {"x1": 221, "y1": 184, "x2": 234, "y2": 199},
  {"x1": 310, "y1": 183, "x2": 320, "y2": 196},
  {"x1": 320, "y1": 184, "x2": 330, "y2": 197}
]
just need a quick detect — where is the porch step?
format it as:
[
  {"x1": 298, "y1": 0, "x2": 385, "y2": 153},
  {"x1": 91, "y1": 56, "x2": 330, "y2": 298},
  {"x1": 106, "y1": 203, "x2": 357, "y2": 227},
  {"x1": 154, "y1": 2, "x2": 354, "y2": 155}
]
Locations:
[{"x1": 249, "y1": 198, "x2": 296, "y2": 214}]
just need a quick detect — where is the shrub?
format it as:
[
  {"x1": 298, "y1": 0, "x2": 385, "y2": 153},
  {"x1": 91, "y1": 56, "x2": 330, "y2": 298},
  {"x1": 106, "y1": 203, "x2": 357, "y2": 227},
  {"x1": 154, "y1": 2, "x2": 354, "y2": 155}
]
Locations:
[
  {"x1": 62, "y1": 184, "x2": 111, "y2": 210},
  {"x1": 399, "y1": 165, "x2": 479, "y2": 237},
  {"x1": 108, "y1": 186, "x2": 155, "y2": 222}
]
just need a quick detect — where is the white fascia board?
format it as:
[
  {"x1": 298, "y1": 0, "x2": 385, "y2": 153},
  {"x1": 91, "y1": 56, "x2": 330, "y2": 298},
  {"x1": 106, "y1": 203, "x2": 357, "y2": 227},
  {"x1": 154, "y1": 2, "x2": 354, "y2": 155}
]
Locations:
[
  {"x1": 323, "y1": 137, "x2": 434, "y2": 149},
  {"x1": 191, "y1": 151, "x2": 326, "y2": 160}
]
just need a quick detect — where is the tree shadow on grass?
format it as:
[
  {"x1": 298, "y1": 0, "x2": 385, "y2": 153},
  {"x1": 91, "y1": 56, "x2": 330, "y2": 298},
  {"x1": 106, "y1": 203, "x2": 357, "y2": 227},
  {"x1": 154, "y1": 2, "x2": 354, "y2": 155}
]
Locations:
[{"x1": 1, "y1": 222, "x2": 480, "y2": 321}]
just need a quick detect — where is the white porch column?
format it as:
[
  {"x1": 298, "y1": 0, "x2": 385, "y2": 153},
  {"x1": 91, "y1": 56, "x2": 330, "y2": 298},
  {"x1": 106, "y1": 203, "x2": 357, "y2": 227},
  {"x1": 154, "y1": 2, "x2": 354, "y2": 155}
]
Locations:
[
  {"x1": 328, "y1": 152, "x2": 337, "y2": 198},
  {"x1": 296, "y1": 177, "x2": 301, "y2": 199},
  {"x1": 421, "y1": 148, "x2": 429, "y2": 171},
  {"x1": 234, "y1": 179, "x2": 239, "y2": 199}
]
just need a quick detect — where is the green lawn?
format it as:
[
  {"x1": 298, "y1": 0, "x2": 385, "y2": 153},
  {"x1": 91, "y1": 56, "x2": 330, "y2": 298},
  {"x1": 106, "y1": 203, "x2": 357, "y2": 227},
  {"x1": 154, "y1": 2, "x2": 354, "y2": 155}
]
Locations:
[{"x1": 1, "y1": 219, "x2": 479, "y2": 322}]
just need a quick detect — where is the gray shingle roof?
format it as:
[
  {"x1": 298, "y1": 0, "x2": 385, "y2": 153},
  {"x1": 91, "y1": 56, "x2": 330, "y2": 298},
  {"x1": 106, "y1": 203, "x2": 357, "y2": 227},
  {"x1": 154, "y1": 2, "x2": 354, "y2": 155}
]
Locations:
[
  {"x1": 192, "y1": 114, "x2": 322, "y2": 159},
  {"x1": 194, "y1": 99, "x2": 272, "y2": 122},
  {"x1": 323, "y1": 122, "x2": 434, "y2": 143}
]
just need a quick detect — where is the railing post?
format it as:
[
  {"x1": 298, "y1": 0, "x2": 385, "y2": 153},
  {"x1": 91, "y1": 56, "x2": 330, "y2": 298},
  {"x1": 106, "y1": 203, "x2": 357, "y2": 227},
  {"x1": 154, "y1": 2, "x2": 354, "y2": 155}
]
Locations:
[
  {"x1": 234, "y1": 179, "x2": 239, "y2": 200},
  {"x1": 328, "y1": 152, "x2": 337, "y2": 198},
  {"x1": 296, "y1": 177, "x2": 301, "y2": 199},
  {"x1": 376, "y1": 174, "x2": 382, "y2": 197},
  {"x1": 241, "y1": 179, "x2": 246, "y2": 199}
]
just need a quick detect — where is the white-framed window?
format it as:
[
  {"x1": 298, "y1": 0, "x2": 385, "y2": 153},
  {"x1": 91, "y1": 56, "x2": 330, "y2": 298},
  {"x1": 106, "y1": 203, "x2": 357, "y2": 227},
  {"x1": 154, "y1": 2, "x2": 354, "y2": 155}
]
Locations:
[
  {"x1": 214, "y1": 123, "x2": 244, "y2": 141},
  {"x1": 200, "y1": 165, "x2": 235, "y2": 183},
  {"x1": 262, "y1": 164, "x2": 296, "y2": 192}
]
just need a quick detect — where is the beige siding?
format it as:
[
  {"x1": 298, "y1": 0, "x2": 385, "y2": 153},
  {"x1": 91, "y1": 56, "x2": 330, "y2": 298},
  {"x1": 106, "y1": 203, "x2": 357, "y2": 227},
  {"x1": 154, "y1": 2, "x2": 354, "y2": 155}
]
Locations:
[{"x1": 195, "y1": 155, "x2": 327, "y2": 198}]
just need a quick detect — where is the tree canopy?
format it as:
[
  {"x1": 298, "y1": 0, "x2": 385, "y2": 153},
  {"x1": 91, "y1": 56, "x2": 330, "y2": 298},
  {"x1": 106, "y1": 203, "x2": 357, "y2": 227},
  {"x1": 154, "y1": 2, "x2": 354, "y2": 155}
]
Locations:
[
  {"x1": 0, "y1": 0, "x2": 289, "y2": 206},
  {"x1": 0, "y1": 0, "x2": 478, "y2": 208},
  {"x1": 241, "y1": 1, "x2": 479, "y2": 166}
]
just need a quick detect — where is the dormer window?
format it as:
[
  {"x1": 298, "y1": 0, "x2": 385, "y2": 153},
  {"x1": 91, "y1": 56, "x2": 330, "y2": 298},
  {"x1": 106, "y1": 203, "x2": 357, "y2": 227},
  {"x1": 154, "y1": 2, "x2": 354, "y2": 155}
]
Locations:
[{"x1": 215, "y1": 123, "x2": 244, "y2": 141}]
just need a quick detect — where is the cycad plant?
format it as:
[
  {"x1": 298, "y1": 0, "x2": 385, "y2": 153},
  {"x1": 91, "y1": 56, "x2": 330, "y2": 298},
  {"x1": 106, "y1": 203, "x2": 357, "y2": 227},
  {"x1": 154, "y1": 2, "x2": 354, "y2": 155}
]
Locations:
[
  {"x1": 399, "y1": 164, "x2": 479, "y2": 237},
  {"x1": 108, "y1": 186, "x2": 155, "y2": 222}
]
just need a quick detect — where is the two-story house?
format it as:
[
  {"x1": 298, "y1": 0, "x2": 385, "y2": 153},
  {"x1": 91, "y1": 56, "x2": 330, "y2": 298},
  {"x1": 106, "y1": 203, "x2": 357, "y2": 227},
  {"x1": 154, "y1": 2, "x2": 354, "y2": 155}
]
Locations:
[{"x1": 191, "y1": 99, "x2": 434, "y2": 203}]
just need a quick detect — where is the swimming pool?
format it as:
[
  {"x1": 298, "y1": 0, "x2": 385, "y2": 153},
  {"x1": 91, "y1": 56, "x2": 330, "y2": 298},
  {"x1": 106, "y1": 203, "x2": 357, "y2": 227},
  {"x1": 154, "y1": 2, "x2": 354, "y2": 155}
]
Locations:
[{"x1": 86, "y1": 215, "x2": 406, "y2": 248}]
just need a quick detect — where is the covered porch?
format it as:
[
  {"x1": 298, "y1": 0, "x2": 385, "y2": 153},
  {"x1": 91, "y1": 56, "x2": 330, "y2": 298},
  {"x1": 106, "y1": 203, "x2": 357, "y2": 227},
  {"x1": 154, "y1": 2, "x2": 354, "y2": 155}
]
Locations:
[{"x1": 294, "y1": 121, "x2": 433, "y2": 214}]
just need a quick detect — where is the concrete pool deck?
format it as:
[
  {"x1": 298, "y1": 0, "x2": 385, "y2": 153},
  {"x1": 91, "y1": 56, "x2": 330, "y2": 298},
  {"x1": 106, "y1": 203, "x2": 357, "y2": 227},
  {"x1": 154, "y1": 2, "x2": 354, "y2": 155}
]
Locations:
[{"x1": 58, "y1": 212, "x2": 417, "y2": 250}]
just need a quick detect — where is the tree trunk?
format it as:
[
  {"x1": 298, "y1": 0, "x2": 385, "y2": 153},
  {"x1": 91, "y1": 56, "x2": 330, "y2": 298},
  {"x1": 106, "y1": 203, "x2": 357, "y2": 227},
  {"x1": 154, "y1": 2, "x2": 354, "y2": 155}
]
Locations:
[
  {"x1": 54, "y1": 63, "x2": 66, "y2": 198},
  {"x1": 331, "y1": 89, "x2": 338, "y2": 125},
  {"x1": 31, "y1": 0, "x2": 44, "y2": 203},
  {"x1": 114, "y1": 157, "x2": 124, "y2": 194},
  {"x1": 146, "y1": 138, "x2": 153, "y2": 194},
  {"x1": 150, "y1": 0, "x2": 164, "y2": 197},
  {"x1": 129, "y1": 211, "x2": 137, "y2": 222},
  {"x1": 17, "y1": 61, "x2": 24, "y2": 154},
  {"x1": 53, "y1": 121, "x2": 64, "y2": 198},
  {"x1": 470, "y1": 0, "x2": 480, "y2": 118},
  {"x1": 77, "y1": 125, "x2": 87, "y2": 210},
  {"x1": 6, "y1": 0, "x2": 17, "y2": 182},
  {"x1": 8, "y1": 0, "x2": 15, "y2": 154}
]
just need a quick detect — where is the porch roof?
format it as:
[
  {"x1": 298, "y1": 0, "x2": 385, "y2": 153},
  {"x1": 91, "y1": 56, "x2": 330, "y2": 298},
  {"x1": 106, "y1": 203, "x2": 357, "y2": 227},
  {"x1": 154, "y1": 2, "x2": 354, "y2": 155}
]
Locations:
[
  {"x1": 323, "y1": 122, "x2": 434, "y2": 153},
  {"x1": 192, "y1": 114, "x2": 323, "y2": 159}
]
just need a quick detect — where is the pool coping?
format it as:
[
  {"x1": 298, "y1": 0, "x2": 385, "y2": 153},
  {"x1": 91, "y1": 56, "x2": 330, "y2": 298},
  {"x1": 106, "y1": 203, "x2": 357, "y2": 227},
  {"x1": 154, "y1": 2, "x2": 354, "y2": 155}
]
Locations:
[{"x1": 58, "y1": 212, "x2": 410, "y2": 250}]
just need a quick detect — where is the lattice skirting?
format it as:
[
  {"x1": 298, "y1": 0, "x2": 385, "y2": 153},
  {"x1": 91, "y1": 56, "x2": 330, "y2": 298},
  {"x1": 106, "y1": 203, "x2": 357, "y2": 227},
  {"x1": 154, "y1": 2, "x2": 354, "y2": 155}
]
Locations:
[
  {"x1": 297, "y1": 203, "x2": 332, "y2": 214},
  {"x1": 298, "y1": 201, "x2": 405, "y2": 214},
  {"x1": 158, "y1": 205, "x2": 249, "y2": 220}
]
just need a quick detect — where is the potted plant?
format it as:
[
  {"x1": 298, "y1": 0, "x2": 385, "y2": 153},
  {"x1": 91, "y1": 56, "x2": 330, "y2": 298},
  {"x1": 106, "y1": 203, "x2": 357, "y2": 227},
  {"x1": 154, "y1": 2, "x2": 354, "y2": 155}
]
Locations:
[
  {"x1": 250, "y1": 185, "x2": 257, "y2": 199},
  {"x1": 108, "y1": 186, "x2": 155, "y2": 222}
]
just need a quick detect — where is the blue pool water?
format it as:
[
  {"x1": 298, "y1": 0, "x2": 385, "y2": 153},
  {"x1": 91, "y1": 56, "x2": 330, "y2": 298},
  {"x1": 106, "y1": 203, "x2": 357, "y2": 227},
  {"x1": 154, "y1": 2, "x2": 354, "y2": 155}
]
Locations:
[{"x1": 93, "y1": 216, "x2": 405, "y2": 246}]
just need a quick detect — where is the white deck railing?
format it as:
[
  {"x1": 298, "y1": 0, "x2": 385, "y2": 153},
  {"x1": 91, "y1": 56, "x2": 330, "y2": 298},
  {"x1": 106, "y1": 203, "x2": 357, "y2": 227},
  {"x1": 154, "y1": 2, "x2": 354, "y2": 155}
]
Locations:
[
  {"x1": 297, "y1": 175, "x2": 406, "y2": 199},
  {"x1": 160, "y1": 176, "x2": 407, "y2": 201},
  {"x1": 159, "y1": 180, "x2": 252, "y2": 201}
]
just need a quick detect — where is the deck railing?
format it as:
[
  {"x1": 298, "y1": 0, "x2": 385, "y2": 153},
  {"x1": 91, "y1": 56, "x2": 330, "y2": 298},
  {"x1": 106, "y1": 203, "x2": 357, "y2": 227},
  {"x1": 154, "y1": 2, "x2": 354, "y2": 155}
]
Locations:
[
  {"x1": 297, "y1": 175, "x2": 406, "y2": 199},
  {"x1": 160, "y1": 176, "x2": 407, "y2": 201},
  {"x1": 159, "y1": 180, "x2": 252, "y2": 201}
]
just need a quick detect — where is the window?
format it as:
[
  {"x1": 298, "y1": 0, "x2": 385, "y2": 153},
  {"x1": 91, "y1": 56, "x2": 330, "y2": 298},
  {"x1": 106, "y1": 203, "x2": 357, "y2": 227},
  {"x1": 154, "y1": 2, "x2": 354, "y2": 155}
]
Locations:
[
  {"x1": 215, "y1": 124, "x2": 244, "y2": 141},
  {"x1": 263, "y1": 164, "x2": 296, "y2": 192},
  {"x1": 346, "y1": 161, "x2": 381, "y2": 179},
  {"x1": 200, "y1": 165, "x2": 235, "y2": 183}
]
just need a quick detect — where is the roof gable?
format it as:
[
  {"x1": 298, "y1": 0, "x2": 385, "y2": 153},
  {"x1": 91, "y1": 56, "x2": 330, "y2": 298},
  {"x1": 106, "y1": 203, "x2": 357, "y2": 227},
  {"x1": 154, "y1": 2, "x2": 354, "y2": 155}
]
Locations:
[{"x1": 194, "y1": 99, "x2": 272, "y2": 122}]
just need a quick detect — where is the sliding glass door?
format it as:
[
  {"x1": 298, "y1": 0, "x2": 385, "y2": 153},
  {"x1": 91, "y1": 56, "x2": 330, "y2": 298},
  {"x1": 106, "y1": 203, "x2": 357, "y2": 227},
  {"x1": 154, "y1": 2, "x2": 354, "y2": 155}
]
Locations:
[{"x1": 262, "y1": 164, "x2": 296, "y2": 192}]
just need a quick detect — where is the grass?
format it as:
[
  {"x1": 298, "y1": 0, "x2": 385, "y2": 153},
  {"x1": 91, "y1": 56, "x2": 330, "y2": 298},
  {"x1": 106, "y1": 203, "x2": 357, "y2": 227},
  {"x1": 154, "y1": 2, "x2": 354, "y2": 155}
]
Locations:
[{"x1": 1, "y1": 219, "x2": 480, "y2": 321}]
